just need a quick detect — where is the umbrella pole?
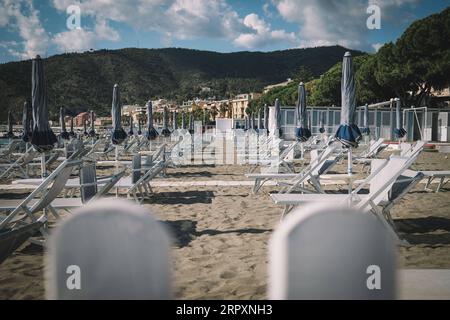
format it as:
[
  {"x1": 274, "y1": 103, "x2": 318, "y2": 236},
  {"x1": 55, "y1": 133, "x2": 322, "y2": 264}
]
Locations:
[
  {"x1": 347, "y1": 148, "x2": 353, "y2": 194},
  {"x1": 300, "y1": 142, "x2": 304, "y2": 160},
  {"x1": 41, "y1": 153, "x2": 47, "y2": 179}
]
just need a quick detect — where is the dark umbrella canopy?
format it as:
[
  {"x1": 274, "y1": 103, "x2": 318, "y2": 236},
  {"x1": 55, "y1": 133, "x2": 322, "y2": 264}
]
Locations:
[
  {"x1": 161, "y1": 107, "x2": 171, "y2": 137},
  {"x1": 181, "y1": 112, "x2": 187, "y2": 129},
  {"x1": 69, "y1": 117, "x2": 75, "y2": 137},
  {"x1": 111, "y1": 84, "x2": 127, "y2": 145},
  {"x1": 362, "y1": 103, "x2": 370, "y2": 135},
  {"x1": 31, "y1": 55, "x2": 57, "y2": 152},
  {"x1": 319, "y1": 111, "x2": 325, "y2": 134},
  {"x1": 294, "y1": 82, "x2": 311, "y2": 142},
  {"x1": 189, "y1": 112, "x2": 194, "y2": 133},
  {"x1": 274, "y1": 98, "x2": 282, "y2": 136},
  {"x1": 264, "y1": 104, "x2": 269, "y2": 130},
  {"x1": 173, "y1": 111, "x2": 178, "y2": 130},
  {"x1": 335, "y1": 52, "x2": 361, "y2": 148},
  {"x1": 83, "y1": 118, "x2": 88, "y2": 136},
  {"x1": 145, "y1": 101, "x2": 158, "y2": 140},
  {"x1": 59, "y1": 106, "x2": 70, "y2": 140},
  {"x1": 128, "y1": 116, "x2": 134, "y2": 136},
  {"x1": 394, "y1": 98, "x2": 406, "y2": 138},
  {"x1": 5, "y1": 110, "x2": 15, "y2": 138},
  {"x1": 89, "y1": 111, "x2": 96, "y2": 137},
  {"x1": 137, "y1": 118, "x2": 142, "y2": 135},
  {"x1": 21, "y1": 101, "x2": 32, "y2": 142}
]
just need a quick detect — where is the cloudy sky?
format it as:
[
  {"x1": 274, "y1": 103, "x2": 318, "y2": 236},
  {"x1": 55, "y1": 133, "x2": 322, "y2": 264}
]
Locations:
[{"x1": 0, "y1": 0, "x2": 448, "y2": 63}]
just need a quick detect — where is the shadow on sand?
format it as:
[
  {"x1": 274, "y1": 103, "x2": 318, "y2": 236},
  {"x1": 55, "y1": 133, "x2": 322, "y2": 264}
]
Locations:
[
  {"x1": 147, "y1": 191, "x2": 215, "y2": 204},
  {"x1": 395, "y1": 216, "x2": 450, "y2": 245},
  {"x1": 162, "y1": 219, "x2": 271, "y2": 247}
]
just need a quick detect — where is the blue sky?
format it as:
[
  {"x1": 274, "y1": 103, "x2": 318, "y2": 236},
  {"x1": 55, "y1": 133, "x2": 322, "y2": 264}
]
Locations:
[{"x1": 0, "y1": 0, "x2": 449, "y2": 63}]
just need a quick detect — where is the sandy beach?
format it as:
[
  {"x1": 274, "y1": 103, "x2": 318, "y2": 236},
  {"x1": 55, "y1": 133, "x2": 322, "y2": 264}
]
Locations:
[{"x1": 1, "y1": 149, "x2": 450, "y2": 299}]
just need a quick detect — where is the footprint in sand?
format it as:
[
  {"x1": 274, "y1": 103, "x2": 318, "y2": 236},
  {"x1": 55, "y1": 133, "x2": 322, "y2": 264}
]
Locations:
[{"x1": 220, "y1": 271, "x2": 236, "y2": 279}]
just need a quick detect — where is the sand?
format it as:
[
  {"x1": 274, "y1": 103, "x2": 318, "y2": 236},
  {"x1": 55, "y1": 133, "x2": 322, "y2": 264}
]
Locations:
[{"x1": 0, "y1": 149, "x2": 449, "y2": 299}]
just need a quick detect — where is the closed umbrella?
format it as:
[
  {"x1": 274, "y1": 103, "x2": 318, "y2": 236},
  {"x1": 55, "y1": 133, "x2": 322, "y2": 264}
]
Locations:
[
  {"x1": 83, "y1": 118, "x2": 88, "y2": 136},
  {"x1": 319, "y1": 111, "x2": 325, "y2": 134},
  {"x1": 274, "y1": 98, "x2": 281, "y2": 136},
  {"x1": 145, "y1": 101, "x2": 158, "y2": 140},
  {"x1": 89, "y1": 111, "x2": 96, "y2": 137},
  {"x1": 181, "y1": 112, "x2": 187, "y2": 129},
  {"x1": 31, "y1": 55, "x2": 57, "y2": 178},
  {"x1": 264, "y1": 104, "x2": 269, "y2": 131},
  {"x1": 173, "y1": 111, "x2": 178, "y2": 130},
  {"x1": 294, "y1": 82, "x2": 311, "y2": 142},
  {"x1": 394, "y1": 98, "x2": 406, "y2": 138},
  {"x1": 189, "y1": 112, "x2": 194, "y2": 134},
  {"x1": 335, "y1": 52, "x2": 362, "y2": 177},
  {"x1": 69, "y1": 117, "x2": 75, "y2": 137},
  {"x1": 5, "y1": 110, "x2": 15, "y2": 138},
  {"x1": 258, "y1": 107, "x2": 263, "y2": 130},
  {"x1": 128, "y1": 116, "x2": 134, "y2": 136},
  {"x1": 111, "y1": 84, "x2": 127, "y2": 145},
  {"x1": 161, "y1": 107, "x2": 171, "y2": 137},
  {"x1": 137, "y1": 118, "x2": 142, "y2": 135},
  {"x1": 244, "y1": 115, "x2": 249, "y2": 130},
  {"x1": 251, "y1": 112, "x2": 255, "y2": 130},
  {"x1": 59, "y1": 107, "x2": 70, "y2": 140},
  {"x1": 362, "y1": 103, "x2": 370, "y2": 135},
  {"x1": 21, "y1": 101, "x2": 32, "y2": 143}
]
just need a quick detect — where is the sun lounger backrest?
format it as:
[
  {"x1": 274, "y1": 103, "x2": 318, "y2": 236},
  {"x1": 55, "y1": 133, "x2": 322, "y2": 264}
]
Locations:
[
  {"x1": 132, "y1": 154, "x2": 141, "y2": 184},
  {"x1": 45, "y1": 199, "x2": 172, "y2": 299},
  {"x1": 93, "y1": 170, "x2": 126, "y2": 200},
  {"x1": 367, "y1": 157, "x2": 409, "y2": 206},
  {"x1": 80, "y1": 163, "x2": 98, "y2": 203},
  {"x1": 30, "y1": 161, "x2": 80, "y2": 213},
  {"x1": 388, "y1": 170, "x2": 424, "y2": 203},
  {"x1": 268, "y1": 203, "x2": 396, "y2": 299}
]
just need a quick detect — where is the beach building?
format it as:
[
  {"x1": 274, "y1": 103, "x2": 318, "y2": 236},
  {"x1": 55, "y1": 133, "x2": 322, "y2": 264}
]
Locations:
[{"x1": 230, "y1": 93, "x2": 261, "y2": 119}]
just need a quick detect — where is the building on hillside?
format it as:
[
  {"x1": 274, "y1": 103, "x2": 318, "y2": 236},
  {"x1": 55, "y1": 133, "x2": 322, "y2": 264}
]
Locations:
[
  {"x1": 230, "y1": 93, "x2": 261, "y2": 119},
  {"x1": 263, "y1": 78, "x2": 293, "y2": 93},
  {"x1": 94, "y1": 116, "x2": 112, "y2": 127},
  {"x1": 75, "y1": 112, "x2": 90, "y2": 126},
  {"x1": 123, "y1": 104, "x2": 147, "y2": 122}
]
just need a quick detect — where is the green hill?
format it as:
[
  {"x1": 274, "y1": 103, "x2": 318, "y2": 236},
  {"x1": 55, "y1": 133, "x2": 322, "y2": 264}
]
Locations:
[{"x1": 0, "y1": 45, "x2": 364, "y2": 121}]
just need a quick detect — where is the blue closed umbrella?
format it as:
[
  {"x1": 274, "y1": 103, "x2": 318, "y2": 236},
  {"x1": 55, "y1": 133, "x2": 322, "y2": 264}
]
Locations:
[
  {"x1": 21, "y1": 101, "x2": 32, "y2": 143},
  {"x1": 31, "y1": 55, "x2": 57, "y2": 153},
  {"x1": 5, "y1": 110, "x2": 15, "y2": 138},
  {"x1": 111, "y1": 84, "x2": 127, "y2": 145},
  {"x1": 59, "y1": 106, "x2": 70, "y2": 140},
  {"x1": 161, "y1": 107, "x2": 171, "y2": 137},
  {"x1": 137, "y1": 118, "x2": 142, "y2": 135},
  {"x1": 264, "y1": 104, "x2": 269, "y2": 130},
  {"x1": 128, "y1": 116, "x2": 134, "y2": 136},
  {"x1": 294, "y1": 82, "x2": 311, "y2": 142},
  {"x1": 319, "y1": 111, "x2": 325, "y2": 134},
  {"x1": 173, "y1": 111, "x2": 178, "y2": 130},
  {"x1": 258, "y1": 107, "x2": 263, "y2": 130},
  {"x1": 189, "y1": 112, "x2": 194, "y2": 133},
  {"x1": 69, "y1": 117, "x2": 75, "y2": 137},
  {"x1": 362, "y1": 103, "x2": 370, "y2": 135},
  {"x1": 89, "y1": 111, "x2": 96, "y2": 137},
  {"x1": 394, "y1": 98, "x2": 406, "y2": 138},
  {"x1": 145, "y1": 100, "x2": 158, "y2": 140},
  {"x1": 274, "y1": 99, "x2": 281, "y2": 136},
  {"x1": 335, "y1": 52, "x2": 362, "y2": 149}
]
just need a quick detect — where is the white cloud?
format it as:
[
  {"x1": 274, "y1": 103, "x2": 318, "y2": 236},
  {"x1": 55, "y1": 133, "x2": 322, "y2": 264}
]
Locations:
[
  {"x1": 50, "y1": 0, "x2": 292, "y2": 50},
  {"x1": 272, "y1": 0, "x2": 421, "y2": 51},
  {"x1": 0, "y1": 0, "x2": 50, "y2": 59},
  {"x1": 233, "y1": 13, "x2": 296, "y2": 49},
  {"x1": 52, "y1": 28, "x2": 96, "y2": 52}
]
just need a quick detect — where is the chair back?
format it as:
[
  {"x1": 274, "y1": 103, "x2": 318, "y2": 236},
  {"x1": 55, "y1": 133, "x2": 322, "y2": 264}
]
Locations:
[
  {"x1": 80, "y1": 163, "x2": 98, "y2": 203},
  {"x1": 45, "y1": 199, "x2": 172, "y2": 299},
  {"x1": 269, "y1": 203, "x2": 397, "y2": 299}
]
